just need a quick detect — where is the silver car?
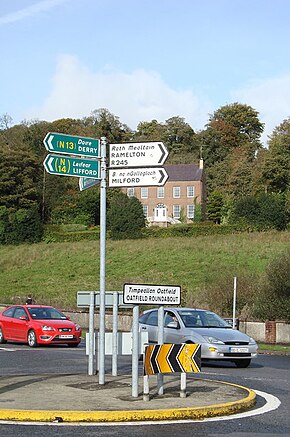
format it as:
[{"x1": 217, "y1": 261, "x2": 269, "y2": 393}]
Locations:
[{"x1": 139, "y1": 307, "x2": 258, "y2": 368}]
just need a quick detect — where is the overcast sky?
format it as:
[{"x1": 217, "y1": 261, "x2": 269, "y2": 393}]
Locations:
[{"x1": 1, "y1": 0, "x2": 290, "y2": 145}]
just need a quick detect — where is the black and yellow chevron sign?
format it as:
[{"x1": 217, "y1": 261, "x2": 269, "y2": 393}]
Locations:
[{"x1": 144, "y1": 343, "x2": 201, "y2": 375}]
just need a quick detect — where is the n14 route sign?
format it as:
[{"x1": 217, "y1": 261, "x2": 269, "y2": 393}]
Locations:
[
  {"x1": 109, "y1": 142, "x2": 168, "y2": 168},
  {"x1": 43, "y1": 154, "x2": 100, "y2": 179},
  {"x1": 43, "y1": 132, "x2": 100, "y2": 158},
  {"x1": 108, "y1": 167, "x2": 168, "y2": 187}
]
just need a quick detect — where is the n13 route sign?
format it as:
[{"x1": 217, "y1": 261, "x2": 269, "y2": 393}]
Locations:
[
  {"x1": 43, "y1": 154, "x2": 100, "y2": 179},
  {"x1": 108, "y1": 167, "x2": 168, "y2": 187},
  {"x1": 109, "y1": 142, "x2": 168, "y2": 168},
  {"x1": 43, "y1": 132, "x2": 100, "y2": 158}
]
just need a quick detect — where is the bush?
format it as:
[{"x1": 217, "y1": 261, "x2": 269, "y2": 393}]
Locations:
[
  {"x1": 253, "y1": 249, "x2": 290, "y2": 320},
  {"x1": 0, "y1": 207, "x2": 43, "y2": 244},
  {"x1": 107, "y1": 193, "x2": 145, "y2": 240},
  {"x1": 0, "y1": 206, "x2": 9, "y2": 244},
  {"x1": 142, "y1": 222, "x2": 246, "y2": 238},
  {"x1": 193, "y1": 274, "x2": 258, "y2": 318},
  {"x1": 229, "y1": 193, "x2": 287, "y2": 231},
  {"x1": 43, "y1": 225, "x2": 100, "y2": 243}
]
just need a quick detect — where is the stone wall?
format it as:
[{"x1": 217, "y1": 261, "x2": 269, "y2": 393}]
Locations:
[{"x1": 67, "y1": 311, "x2": 290, "y2": 344}]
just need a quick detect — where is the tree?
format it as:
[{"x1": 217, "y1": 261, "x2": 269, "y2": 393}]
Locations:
[
  {"x1": 200, "y1": 103, "x2": 264, "y2": 198},
  {"x1": 207, "y1": 191, "x2": 223, "y2": 224},
  {"x1": 134, "y1": 119, "x2": 166, "y2": 142},
  {"x1": 0, "y1": 148, "x2": 42, "y2": 211},
  {"x1": 163, "y1": 116, "x2": 196, "y2": 155},
  {"x1": 107, "y1": 192, "x2": 145, "y2": 239},
  {"x1": 253, "y1": 249, "x2": 290, "y2": 321},
  {"x1": 208, "y1": 102, "x2": 264, "y2": 147},
  {"x1": 228, "y1": 193, "x2": 287, "y2": 231},
  {"x1": 82, "y1": 108, "x2": 133, "y2": 143},
  {"x1": 261, "y1": 118, "x2": 290, "y2": 193},
  {"x1": 0, "y1": 113, "x2": 13, "y2": 130}
]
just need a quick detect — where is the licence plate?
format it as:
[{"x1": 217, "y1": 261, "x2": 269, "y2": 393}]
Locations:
[
  {"x1": 59, "y1": 335, "x2": 73, "y2": 339},
  {"x1": 230, "y1": 347, "x2": 249, "y2": 353}
]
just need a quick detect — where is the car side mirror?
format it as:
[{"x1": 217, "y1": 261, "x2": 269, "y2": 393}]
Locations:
[
  {"x1": 19, "y1": 315, "x2": 28, "y2": 321},
  {"x1": 166, "y1": 320, "x2": 179, "y2": 329}
]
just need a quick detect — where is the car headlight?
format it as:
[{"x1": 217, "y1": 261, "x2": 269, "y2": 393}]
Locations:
[
  {"x1": 202, "y1": 335, "x2": 225, "y2": 345},
  {"x1": 41, "y1": 325, "x2": 55, "y2": 331},
  {"x1": 249, "y1": 337, "x2": 257, "y2": 345},
  {"x1": 75, "y1": 324, "x2": 81, "y2": 331}
]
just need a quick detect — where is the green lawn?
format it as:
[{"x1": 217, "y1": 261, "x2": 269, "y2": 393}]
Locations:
[
  {"x1": 0, "y1": 230, "x2": 289, "y2": 309},
  {"x1": 258, "y1": 343, "x2": 290, "y2": 353}
]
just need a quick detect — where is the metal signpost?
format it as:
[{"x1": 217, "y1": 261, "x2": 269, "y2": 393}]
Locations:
[
  {"x1": 43, "y1": 154, "x2": 100, "y2": 179},
  {"x1": 99, "y1": 137, "x2": 107, "y2": 385},
  {"x1": 123, "y1": 283, "x2": 181, "y2": 398},
  {"x1": 44, "y1": 135, "x2": 170, "y2": 395},
  {"x1": 43, "y1": 132, "x2": 100, "y2": 158},
  {"x1": 77, "y1": 291, "x2": 133, "y2": 376}
]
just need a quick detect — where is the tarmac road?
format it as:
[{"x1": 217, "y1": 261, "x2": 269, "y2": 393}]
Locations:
[{"x1": 0, "y1": 343, "x2": 289, "y2": 436}]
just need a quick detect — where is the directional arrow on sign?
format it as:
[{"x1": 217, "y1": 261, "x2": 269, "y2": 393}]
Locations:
[
  {"x1": 144, "y1": 343, "x2": 201, "y2": 376},
  {"x1": 109, "y1": 141, "x2": 168, "y2": 168},
  {"x1": 108, "y1": 167, "x2": 168, "y2": 187},
  {"x1": 43, "y1": 132, "x2": 100, "y2": 158}
]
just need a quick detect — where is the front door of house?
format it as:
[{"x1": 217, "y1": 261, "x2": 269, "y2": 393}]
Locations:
[{"x1": 154, "y1": 204, "x2": 167, "y2": 222}]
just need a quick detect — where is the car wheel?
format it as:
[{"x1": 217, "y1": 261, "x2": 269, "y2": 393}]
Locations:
[
  {"x1": 67, "y1": 343, "x2": 79, "y2": 348},
  {"x1": 0, "y1": 327, "x2": 7, "y2": 344},
  {"x1": 234, "y1": 359, "x2": 251, "y2": 368},
  {"x1": 27, "y1": 330, "x2": 38, "y2": 347}
]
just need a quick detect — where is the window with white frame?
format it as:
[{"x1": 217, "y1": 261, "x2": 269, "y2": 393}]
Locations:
[
  {"x1": 127, "y1": 188, "x2": 134, "y2": 197},
  {"x1": 157, "y1": 186, "x2": 164, "y2": 198},
  {"x1": 187, "y1": 186, "x2": 195, "y2": 198},
  {"x1": 143, "y1": 205, "x2": 148, "y2": 217},
  {"x1": 187, "y1": 204, "x2": 195, "y2": 219},
  {"x1": 141, "y1": 187, "x2": 148, "y2": 198},
  {"x1": 173, "y1": 205, "x2": 180, "y2": 219},
  {"x1": 173, "y1": 186, "x2": 180, "y2": 198}
]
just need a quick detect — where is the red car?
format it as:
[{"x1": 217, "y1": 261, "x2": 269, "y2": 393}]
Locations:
[{"x1": 0, "y1": 305, "x2": 82, "y2": 347}]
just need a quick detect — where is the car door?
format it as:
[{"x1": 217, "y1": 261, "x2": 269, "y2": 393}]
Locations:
[
  {"x1": 164, "y1": 310, "x2": 183, "y2": 344},
  {"x1": 139, "y1": 310, "x2": 159, "y2": 344},
  {"x1": 11, "y1": 307, "x2": 29, "y2": 341},
  {"x1": 0, "y1": 307, "x2": 15, "y2": 339}
]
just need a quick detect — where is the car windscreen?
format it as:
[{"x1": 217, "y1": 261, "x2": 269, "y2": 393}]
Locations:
[
  {"x1": 178, "y1": 310, "x2": 231, "y2": 328},
  {"x1": 27, "y1": 307, "x2": 67, "y2": 320}
]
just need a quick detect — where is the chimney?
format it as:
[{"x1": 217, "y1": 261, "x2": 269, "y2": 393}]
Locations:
[{"x1": 199, "y1": 158, "x2": 204, "y2": 169}]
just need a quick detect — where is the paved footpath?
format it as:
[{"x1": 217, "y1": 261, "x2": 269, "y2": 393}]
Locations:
[{"x1": 0, "y1": 373, "x2": 256, "y2": 423}]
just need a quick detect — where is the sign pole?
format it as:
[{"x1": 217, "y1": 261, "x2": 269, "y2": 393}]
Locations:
[
  {"x1": 180, "y1": 373, "x2": 187, "y2": 398},
  {"x1": 157, "y1": 306, "x2": 164, "y2": 395},
  {"x1": 233, "y1": 276, "x2": 237, "y2": 329},
  {"x1": 112, "y1": 291, "x2": 118, "y2": 376},
  {"x1": 88, "y1": 291, "x2": 95, "y2": 375},
  {"x1": 99, "y1": 137, "x2": 107, "y2": 385},
  {"x1": 132, "y1": 305, "x2": 139, "y2": 397}
]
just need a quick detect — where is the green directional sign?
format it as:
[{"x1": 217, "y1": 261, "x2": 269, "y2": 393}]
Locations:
[
  {"x1": 79, "y1": 177, "x2": 100, "y2": 191},
  {"x1": 43, "y1": 154, "x2": 100, "y2": 179},
  {"x1": 43, "y1": 132, "x2": 100, "y2": 158}
]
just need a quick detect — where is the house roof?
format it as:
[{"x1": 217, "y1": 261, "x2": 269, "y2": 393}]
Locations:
[{"x1": 164, "y1": 163, "x2": 203, "y2": 181}]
